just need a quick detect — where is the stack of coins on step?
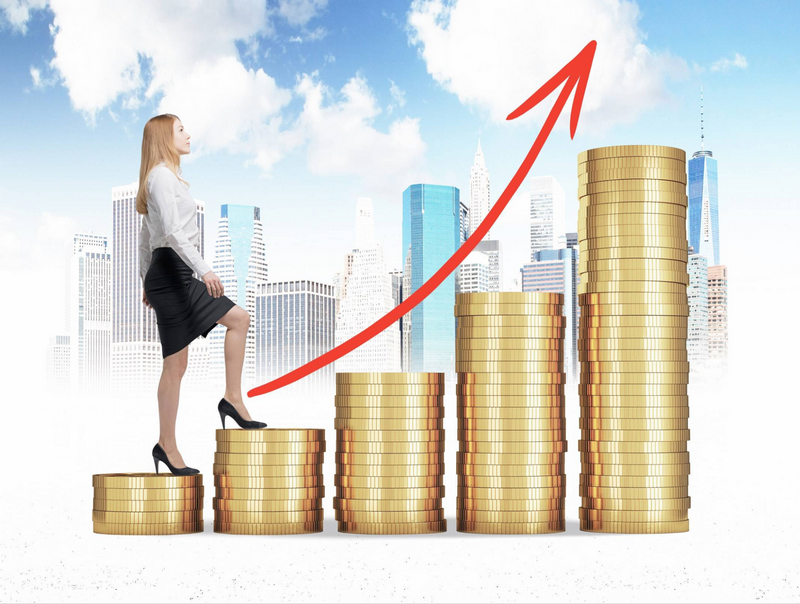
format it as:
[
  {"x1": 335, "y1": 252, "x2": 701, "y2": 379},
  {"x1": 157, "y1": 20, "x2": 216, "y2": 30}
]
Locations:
[
  {"x1": 578, "y1": 144, "x2": 691, "y2": 534},
  {"x1": 92, "y1": 473, "x2": 203, "y2": 535},
  {"x1": 213, "y1": 429, "x2": 325, "y2": 535},
  {"x1": 455, "y1": 292, "x2": 567, "y2": 534},
  {"x1": 334, "y1": 373, "x2": 447, "y2": 535}
]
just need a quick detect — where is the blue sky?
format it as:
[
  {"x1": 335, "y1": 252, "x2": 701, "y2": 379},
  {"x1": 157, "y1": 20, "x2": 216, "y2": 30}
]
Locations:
[{"x1": 0, "y1": 0, "x2": 798, "y2": 294}]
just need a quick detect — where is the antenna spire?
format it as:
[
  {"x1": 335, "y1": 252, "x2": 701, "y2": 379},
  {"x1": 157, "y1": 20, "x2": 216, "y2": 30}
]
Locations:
[{"x1": 700, "y1": 85, "x2": 704, "y2": 151}]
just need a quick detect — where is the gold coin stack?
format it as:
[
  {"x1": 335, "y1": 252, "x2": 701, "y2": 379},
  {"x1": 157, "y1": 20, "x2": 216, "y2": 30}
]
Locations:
[
  {"x1": 455, "y1": 292, "x2": 567, "y2": 534},
  {"x1": 92, "y1": 473, "x2": 203, "y2": 535},
  {"x1": 213, "y1": 429, "x2": 326, "y2": 535},
  {"x1": 578, "y1": 144, "x2": 691, "y2": 534},
  {"x1": 334, "y1": 373, "x2": 447, "y2": 535}
]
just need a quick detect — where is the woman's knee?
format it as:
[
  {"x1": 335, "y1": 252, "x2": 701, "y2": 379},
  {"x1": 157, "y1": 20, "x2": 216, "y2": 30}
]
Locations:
[
  {"x1": 163, "y1": 349, "x2": 188, "y2": 376},
  {"x1": 220, "y1": 306, "x2": 249, "y2": 331}
]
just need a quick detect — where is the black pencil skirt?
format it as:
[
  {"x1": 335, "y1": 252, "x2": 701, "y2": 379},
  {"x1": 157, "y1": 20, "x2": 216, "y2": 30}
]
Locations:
[{"x1": 143, "y1": 247, "x2": 236, "y2": 358}]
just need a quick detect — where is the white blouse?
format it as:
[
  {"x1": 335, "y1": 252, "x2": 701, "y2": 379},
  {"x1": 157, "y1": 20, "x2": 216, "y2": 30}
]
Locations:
[{"x1": 138, "y1": 161, "x2": 211, "y2": 280}]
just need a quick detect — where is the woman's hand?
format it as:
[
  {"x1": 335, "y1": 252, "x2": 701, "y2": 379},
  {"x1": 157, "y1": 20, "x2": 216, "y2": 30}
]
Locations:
[
  {"x1": 203, "y1": 271, "x2": 224, "y2": 298},
  {"x1": 142, "y1": 291, "x2": 150, "y2": 308}
]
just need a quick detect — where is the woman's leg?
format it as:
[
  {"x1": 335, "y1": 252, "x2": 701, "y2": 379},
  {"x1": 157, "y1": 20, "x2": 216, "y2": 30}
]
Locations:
[
  {"x1": 216, "y1": 305, "x2": 255, "y2": 421},
  {"x1": 157, "y1": 346, "x2": 189, "y2": 467}
]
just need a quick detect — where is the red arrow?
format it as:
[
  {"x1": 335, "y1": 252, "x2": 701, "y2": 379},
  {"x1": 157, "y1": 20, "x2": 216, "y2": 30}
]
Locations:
[{"x1": 248, "y1": 40, "x2": 597, "y2": 398}]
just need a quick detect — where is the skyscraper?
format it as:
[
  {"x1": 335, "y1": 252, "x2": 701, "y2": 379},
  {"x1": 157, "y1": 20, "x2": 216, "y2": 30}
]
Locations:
[
  {"x1": 402, "y1": 184, "x2": 461, "y2": 374},
  {"x1": 457, "y1": 240, "x2": 502, "y2": 294},
  {"x1": 687, "y1": 252, "x2": 709, "y2": 372},
  {"x1": 335, "y1": 198, "x2": 401, "y2": 372},
  {"x1": 209, "y1": 204, "x2": 268, "y2": 389},
  {"x1": 254, "y1": 280, "x2": 336, "y2": 395},
  {"x1": 688, "y1": 87, "x2": 720, "y2": 266},
  {"x1": 468, "y1": 139, "x2": 491, "y2": 240},
  {"x1": 67, "y1": 233, "x2": 111, "y2": 395},
  {"x1": 45, "y1": 334, "x2": 71, "y2": 394},
  {"x1": 529, "y1": 176, "x2": 566, "y2": 260},
  {"x1": 708, "y1": 264, "x2": 728, "y2": 367}
]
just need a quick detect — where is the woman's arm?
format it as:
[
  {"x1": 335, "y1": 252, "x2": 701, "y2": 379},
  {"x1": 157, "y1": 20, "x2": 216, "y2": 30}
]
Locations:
[{"x1": 138, "y1": 219, "x2": 152, "y2": 281}]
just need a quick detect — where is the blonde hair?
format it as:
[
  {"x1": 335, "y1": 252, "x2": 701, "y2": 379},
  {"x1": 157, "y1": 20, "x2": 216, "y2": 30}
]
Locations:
[{"x1": 136, "y1": 113, "x2": 191, "y2": 214}]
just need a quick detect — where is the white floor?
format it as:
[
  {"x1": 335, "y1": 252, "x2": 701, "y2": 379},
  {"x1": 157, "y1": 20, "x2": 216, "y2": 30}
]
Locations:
[{"x1": 2, "y1": 369, "x2": 798, "y2": 603}]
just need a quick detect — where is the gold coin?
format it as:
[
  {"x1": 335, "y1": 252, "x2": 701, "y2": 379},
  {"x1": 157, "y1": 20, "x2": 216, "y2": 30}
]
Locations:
[
  {"x1": 580, "y1": 486, "x2": 690, "y2": 498},
  {"x1": 580, "y1": 327, "x2": 687, "y2": 339},
  {"x1": 92, "y1": 510, "x2": 202, "y2": 524},
  {"x1": 456, "y1": 520, "x2": 564, "y2": 534},
  {"x1": 578, "y1": 507, "x2": 689, "y2": 522},
  {"x1": 216, "y1": 429, "x2": 324, "y2": 443},
  {"x1": 578, "y1": 179, "x2": 687, "y2": 198},
  {"x1": 581, "y1": 191, "x2": 687, "y2": 206},
  {"x1": 454, "y1": 303, "x2": 563, "y2": 317},
  {"x1": 459, "y1": 441, "x2": 568, "y2": 454},
  {"x1": 581, "y1": 406, "x2": 689, "y2": 419},
  {"x1": 457, "y1": 429, "x2": 566, "y2": 442},
  {"x1": 335, "y1": 452, "x2": 445, "y2": 465},
  {"x1": 214, "y1": 475, "x2": 323, "y2": 489},
  {"x1": 579, "y1": 224, "x2": 688, "y2": 239},
  {"x1": 333, "y1": 417, "x2": 444, "y2": 430},
  {"x1": 579, "y1": 474, "x2": 689, "y2": 488},
  {"x1": 457, "y1": 338, "x2": 565, "y2": 350},
  {"x1": 457, "y1": 509, "x2": 564, "y2": 523},
  {"x1": 579, "y1": 291, "x2": 688, "y2": 304},
  {"x1": 214, "y1": 486, "x2": 325, "y2": 500},
  {"x1": 580, "y1": 350, "x2": 688, "y2": 363},
  {"x1": 457, "y1": 292, "x2": 564, "y2": 306},
  {"x1": 579, "y1": 201, "x2": 687, "y2": 217},
  {"x1": 212, "y1": 498, "x2": 322, "y2": 512},
  {"x1": 215, "y1": 441, "x2": 326, "y2": 454},
  {"x1": 456, "y1": 486, "x2": 565, "y2": 500},
  {"x1": 92, "y1": 499, "x2": 202, "y2": 512},
  {"x1": 457, "y1": 372, "x2": 566, "y2": 384},
  {"x1": 578, "y1": 167, "x2": 686, "y2": 184},
  {"x1": 581, "y1": 497, "x2": 691, "y2": 510},
  {"x1": 458, "y1": 417, "x2": 565, "y2": 431},
  {"x1": 578, "y1": 373, "x2": 690, "y2": 385},
  {"x1": 457, "y1": 315, "x2": 567, "y2": 327},
  {"x1": 581, "y1": 451, "x2": 689, "y2": 466},
  {"x1": 336, "y1": 441, "x2": 445, "y2": 454},
  {"x1": 579, "y1": 236, "x2": 688, "y2": 251},
  {"x1": 335, "y1": 384, "x2": 445, "y2": 396},
  {"x1": 334, "y1": 486, "x2": 445, "y2": 500},
  {"x1": 213, "y1": 452, "x2": 324, "y2": 466},
  {"x1": 92, "y1": 487, "x2": 204, "y2": 501},
  {"x1": 580, "y1": 519, "x2": 689, "y2": 533},
  {"x1": 332, "y1": 497, "x2": 443, "y2": 512},
  {"x1": 581, "y1": 362, "x2": 690, "y2": 375},
  {"x1": 581, "y1": 463, "x2": 690, "y2": 476},
  {"x1": 579, "y1": 215, "x2": 687, "y2": 231},
  {"x1": 580, "y1": 429, "x2": 690, "y2": 441},
  {"x1": 457, "y1": 498, "x2": 565, "y2": 511},
  {"x1": 214, "y1": 522, "x2": 322, "y2": 535},
  {"x1": 335, "y1": 509, "x2": 445, "y2": 523},
  {"x1": 334, "y1": 475, "x2": 444, "y2": 488},
  {"x1": 213, "y1": 463, "x2": 322, "y2": 477},
  {"x1": 335, "y1": 407, "x2": 445, "y2": 419},
  {"x1": 457, "y1": 467, "x2": 565, "y2": 480},
  {"x1": 456, "y1": 384, "x2": 565, "y2": 397},
  {"x1": 214, "y1": 509, "x2": 324, "y2": 524},
  {"x1": 457, "y1": 453, "x2": 565, "y2": 466},
  {"x1": 579, "y1": 384, "x2": 688, "y2": 396},
  {"x1": 578, "y1": 440, "x2": 687, "y2": 453},
  {"x1": 92, "y1": 473, "x2": 202, "y2": 489},
  {"x1": 581, "y1": 304, "x2": 690, "y2": 317},
  {"x1": 335, "y1": 463, "x2": 444, "y2": 477},
  {"x1": 335, "y1": 372, "x2": 443, "y2": 384},
  {"x1": 457, "y1": 406, "x2": 565, "y2": 419},
  {"x1": 579, "y1": 281, "x2": 687, "y2": 295},
  {"x1": 458, "y1": 327, "x2": 565, "y2": 339},
  {"x1": 334, "y1": 395, "x2": 444, "y2": 407},
  {"x1": 580, "y1": 339, "x2": 686, "y2": 351},
  {"x1": 337, "y1": 521, "x2": 447, "y2": 535},
  {"x1": 579, "y1": 418, "x2": 689, "y2": 430},
  {"x1": 456, "y1": 349, "x2": 564, "y2": 362},
  {"x1": 580, "y1": 156, "x2": 686, "y2": 172},
  {"x1": 458, "y1": 394, "x2": 564, "y2": 407},
  {"x1": 579, "y1": 247, "x2": 687, "y2": 263},
  {"x1": 578, "y1": 145, "x2": 686, "y2": 163},
  {"x1": 336, "y1": 429, "x2": 444, "y2": 442},
  {"x1": 93, "y1": 521, "x2": 203, "y2": 535},
  {"x1": 578, "y1": 269, "x2": 689, "y2": 285}
]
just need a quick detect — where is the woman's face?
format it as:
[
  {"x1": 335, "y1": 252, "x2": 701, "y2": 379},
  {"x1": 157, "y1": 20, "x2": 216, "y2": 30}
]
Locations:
[{"x1": 173, "y1": 119, "x2": 191, "y2": 156}]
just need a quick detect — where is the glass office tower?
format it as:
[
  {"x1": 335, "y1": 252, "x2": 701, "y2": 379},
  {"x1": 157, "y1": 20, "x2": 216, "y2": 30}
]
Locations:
[
  {"x1": 402, "y1": 184, "x2": 461, "y2": 373},
  {"x1": 688, "y1": 150, "x2": 719, "y2": 266}
]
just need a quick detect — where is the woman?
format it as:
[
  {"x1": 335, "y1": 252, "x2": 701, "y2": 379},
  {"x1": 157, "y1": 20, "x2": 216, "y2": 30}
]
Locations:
[{"x1": 137, "y1": 113, "x2": 266, "y2": 476}]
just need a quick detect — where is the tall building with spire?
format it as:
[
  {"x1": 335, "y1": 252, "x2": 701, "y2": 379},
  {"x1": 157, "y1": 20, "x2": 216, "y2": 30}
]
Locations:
[
  {"x1": 688, "y1": 86, "x2": 720, "y2": 266},
  {"x1": 468, "y1": 139, "x2": 491, "y2": 240}
]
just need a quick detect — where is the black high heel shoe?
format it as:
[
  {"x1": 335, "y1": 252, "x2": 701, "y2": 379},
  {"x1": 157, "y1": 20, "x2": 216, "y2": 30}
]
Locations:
[
  {"x1": 218, "y1": 398, "x2": 267, "y2": 429},
  {"x1": 152, "y1": 443, "x2": 200, "y2": 476}
]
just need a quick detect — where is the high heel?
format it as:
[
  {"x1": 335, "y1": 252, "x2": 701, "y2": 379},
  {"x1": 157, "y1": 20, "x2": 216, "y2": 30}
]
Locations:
[
  {"x1": 152, "y1": 443, "x2": 200, "y2": 476},
  {"x1": 218, "y1": 398, "x2": 267, "y2": 429}
]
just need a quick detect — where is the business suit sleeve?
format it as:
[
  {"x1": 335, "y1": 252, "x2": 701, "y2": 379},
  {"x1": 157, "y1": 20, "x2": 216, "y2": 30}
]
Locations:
[
  {"x1": 147, "y1": 169, "x2": 212, "y2": 278},
  {"x1": 138, "y1": 219, "x2": 152, "y2": 280}
]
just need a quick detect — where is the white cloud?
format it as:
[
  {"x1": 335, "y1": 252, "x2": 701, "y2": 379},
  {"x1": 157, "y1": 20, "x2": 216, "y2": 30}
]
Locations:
[
  {"x1": 277, "y1": 0, "x2": 327, "y2": 27},
  {"x1": 323, "y1": 52, "x2": 335, "y2": 64},
  {"x1": 288, "y1": 35, "x2": 303, "y2": 43},
  {"x1": 406, "y1": 0, "x2": 689, "y2": 133},
  {"x1": 0, "y1": 0, "x2": 47, "y2": 34},
  {"x1": 29, "y1": 65, "x2": 41, "y2": 86},
  {"x1": 711, "y1": 52, "x2": 748, "y2": 72},
  {"x1": 389, "y1": 79, "x2": 406, "y2": 107}
]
